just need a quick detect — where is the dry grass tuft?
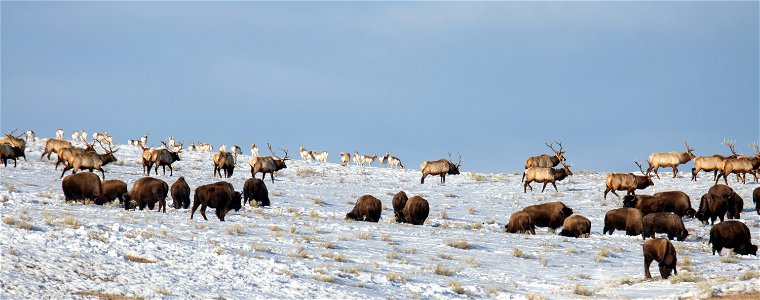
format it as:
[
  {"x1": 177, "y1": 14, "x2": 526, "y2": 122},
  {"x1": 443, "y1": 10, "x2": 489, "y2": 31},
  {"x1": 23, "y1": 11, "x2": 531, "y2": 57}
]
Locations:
[
  {"x1": 669, "y1": 271, "x2": 701, "y2": 283},
  {"x1": 314, "y1": 274, "x2": 334, "y2": 283},
  {"x1": 448, "y1": 280, "x2": 466, "y2": 295},
  {"x1": 720, "y1": 254, "x2": 740, "y2": 263},
  {"x1": 88, "y1": 232, "x2": 108, "y2": 243},
  {"x1": 386, "y1": 272, "x2": 408, "y2": 282},
  {"x1": 737, "y1": 270, "x2": 760, "y2": 281},
  {"x1": 525, "y1": 292, "x2": 546, "y2": 300},
  {"x1": 462, "y1": 256, "x2": 480, "y2": 268},
  {"x1": 468, "y1": 172, "x2": 488, "y2": 182},
  {"x1": 288, "y1": 246, "x2": 310, "y2": 259},
  {"x1": 572, "y1": 284, "x2": 594, "y2": 296},
  {"x1": 295, "y1": 167, "x2": 316, "y2": 177},
  {"x1": 439, "y1": 209, "x2": 448, "y2": 219},
  {"x1": 251, "y1": 243, "x2": 271, "y2": 253},
  {"x1": 63, "y1": 215, "x2": 83, "y2": 229},
  {"x1": 438, "y1": 253, "x2": 453, "y2": 260},
  {"x1": 355, "y1": 232, "x2": 372, "y2": 240},
  {"x1": 225, "y1": 224, "x2": 244, "y2": 235},
  {"x1": 125, "y1": 254, "x2": 155, "y2": 264},
  {"x1": 73, "y1": 291, "x2": 143, "y2": 300},
  {"x1": 3, "y1": 216, "x2": 34, "y2": 230},
  {"x1": 445, "y1": 239, "x2": 470, "y2": 250},
  {"x1": 434, "y1": 263, "x2": 455, "y2": 276},
  {"x1": 320, "y1": 252, "x2": 348, "y2": 262}
]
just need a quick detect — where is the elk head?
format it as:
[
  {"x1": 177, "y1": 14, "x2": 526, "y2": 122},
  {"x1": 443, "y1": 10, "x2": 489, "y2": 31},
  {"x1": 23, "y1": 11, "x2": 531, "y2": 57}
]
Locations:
[
  {"x1": 96, "y1": 140, "x2": 119, "y2": 163},
  {"x1": 448, "y1": 153, "x2": 462, "y2": 175},
  {"x1": 634, "y1": 161, "x2": 655, "y2": 186},
  {"x1": 546, "y1": 141, "x2": 566, "y2": 162},
  {"x1": 559, "y1": 161, "x2": 573, "y2": 176}
]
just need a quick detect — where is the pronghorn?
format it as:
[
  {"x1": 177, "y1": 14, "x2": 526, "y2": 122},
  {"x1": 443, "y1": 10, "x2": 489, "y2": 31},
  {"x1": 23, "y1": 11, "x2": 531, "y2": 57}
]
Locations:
[
  {"x1": 310, "y1": 150, "x2": 329, "y2": 163},
  {"x1": 251, "y1": 142, "x2": 259, "y2": 157},
  {"x1": 353, "y1": 151, "x2": 360, "y2": 166},
  {"x1": 360, "y1": 153, "x2": 378, "y2": 167},
  {"x1": 299, "y1": 146, "x2": 311, "y2": 162},
  {"x1": 71, "y1": 131, "x2": 80, "y2": 142},
  {"x1": 55, "y1": 129, "x2": 64, "y2": 139},
  {"x1": 389, "y1": 154, "x2": 404, "y2": 169},
  {"x1": 378, "y1": 152, "x2": 389, "y2": 167},
  {"x1": 80, "y1": 130, "x2": 88, "y2": 143},
  {"x1": 340, "y1": 152, "x2": 350, "y2": 166}
]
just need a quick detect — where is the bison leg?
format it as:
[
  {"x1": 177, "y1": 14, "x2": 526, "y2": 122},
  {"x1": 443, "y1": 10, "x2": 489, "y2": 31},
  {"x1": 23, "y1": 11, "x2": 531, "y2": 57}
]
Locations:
[
  {"x1": 216, "y1": 208, "x2": 225, "y2": 221},
  {"x1": 190, "y1": 201, "x2": 200, "y2": 219},
  {"x1": 199, "y1": 204, "x2": 209, "y2": 221}
]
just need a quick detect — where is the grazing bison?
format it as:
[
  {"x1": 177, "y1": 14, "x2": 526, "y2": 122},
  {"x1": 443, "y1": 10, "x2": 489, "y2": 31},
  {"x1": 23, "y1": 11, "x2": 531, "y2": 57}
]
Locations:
[
  {"x1": 123, "y1": 177, "x2": 169, "y2": 213},
  {"x1": 642, "y1": 213, "x2": 688, "y2": 241},
  {"x1": 559, "y1": 215, "x2": 591, "y2": 238},
  {"x1": 61, "y1": 172, "x2": 106, "y2": 204},
  {"x1": 708, "y1": 184, "x2": 743, "y2": 219},
  {"x1": 623, "y1": 195, "x2": 663, "y2": 216},
  {"x1": 243, "y1": 178, "x2": 270, "y2": 206},
  {"x1": 521, "y1": 202, "x2": 573, "y2": 231},
  {"x1": 170, "y1": 177, "x2": 191, "y2": 209},
  {"x1": 346, "y1": 195, "x2": 382, "y2": 222},
  {"x1": 603, "y1": 208, "x2": 644, "y2": 236},
  {"x1": 98, "y1": 179, "x2": 127, "y2": 205},
  {"x1": 696, "y1": 194, "x2": 728, "y2": 225},
  {"x1": 709, "y1": 221, "x2": 757, "y2": 256},
  {"x1": 643, "y1": 238, "x2": 678, "y2": 279},
  {"x1": 654, "y1": 191, "x2": 695, "y2": 218},
  {"x1": 401, "y1": 196, "x2": 429, "y2": 225},
  {"x1": 392, "y1": 191, "x2": 409, "y2": 223},
  {"x1": 190, "y1": 181, "x2": 242, "y2": 221},
  {"x1": 505, "y1": 211, "x2": 535, "y2": 234},
  {"x1": 754, "y1": 187, "x2": 760, "y2": 215}
]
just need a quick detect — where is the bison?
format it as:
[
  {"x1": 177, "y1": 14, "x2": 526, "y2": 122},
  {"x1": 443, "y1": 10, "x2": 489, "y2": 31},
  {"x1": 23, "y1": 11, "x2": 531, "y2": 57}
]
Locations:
[
  {"x1": 642, "y1": 212, "x2": 688, "y2": 241},
  {"x1": 392, "y1": 191, "x2": 409, "y2": 223},
  {"x1": 98, "y1": 179, "x2": 127, "y2": 205},
  {"x1": 643, "y1": 238, "x2": 678, "y2": 279},
  {"x1": 559, "y1": 214, "x2": 591, "y2": 238},
  {"x1": 346, "y1": 195, "x2": 382, "y2": 222},
  {"x1": 521, "y1": 202, "x2": 573, "y2": 231},
  {"x1": 696, "y1": 194, "x2": 728, "y2": 225},
  {"x1": 708, "y1": 184, "x2": 743, "y2": 219},
  {"x1": 61, "y1": 172, "x2": 106, "y2": 204},
  {"x1": 654, "y1": 191, "x2": 695, "y2": 218},
  {"x1": 420, "y1": 153, "x2": 461, "y2": 184},
  {"x1": 623, "y1": 195, "x2": 663, "y2": 216},
  {"x1": 603, "y1": 208, "x2": 644, "y2": 236},
  {"x1": 400, "y1": 196, "x2": 429, "y2": 225},
  {"x1": 170, "y1": 177, "x2": 191, "y2": 209},
  {"x1": 123, "y1": 177, "x2": 169, "y2": 213},
  {"x1": 243, "y1": 178, "x2": 270, "y2": 206},
  {"x1": 505, "y1": 211, "x2": 535, "y2": 234},
  {"x1": 709, "y1": 221, "x2": 757, "y2": 256},
  {"x1": 190, "y1": 181, "x2": 242, "y2": 221},
  {"x1": 753, "y1": 187, "x2": 760, "y2": 215}
]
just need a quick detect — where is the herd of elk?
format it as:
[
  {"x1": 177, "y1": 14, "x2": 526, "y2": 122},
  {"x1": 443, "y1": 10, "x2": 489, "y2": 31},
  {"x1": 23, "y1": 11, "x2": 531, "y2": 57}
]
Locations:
[
  {"x1": 59, "y1": 141, "x2": 118, "y2": 179},
  {"x1": 715, "y1": 144, "x2": 760, "y2": 185},
  {"x1": 522, "y1": 142, "x2": 566, "y2": 182},
  {"x1": 691, "y1": 139, "x2": 738, "y2": 181}
]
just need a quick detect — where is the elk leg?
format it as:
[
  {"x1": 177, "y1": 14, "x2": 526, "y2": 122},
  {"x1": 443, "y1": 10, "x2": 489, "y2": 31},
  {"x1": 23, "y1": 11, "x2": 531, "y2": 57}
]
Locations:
[
  {"x1": 169, "y1": 165, "x2": 173, "y2": 176},
  {"x1": 14, "y1": 159, "x2": 17, "y2": 167},
  {"x1": 154, "y1": 164, "x2": 159, "y2": 176},
  {"x1": 712, "y1": 170, "x2": 718, "y2": 181},
  {"x1": 270, "y1": 172, "x2": 275, "y2": 183},
  {"x1": 604, "y1": 188, "x2": 610, "y2": 199},
  {"x1": 60, "y1": 166, "x2": 73, "y2": 178},
  {"x1": 541, "y1": 182, "x2": 548, "y2": 192},
  {"x1": 421, "y1": 173, "x2": 427, "y2": 184},
  {"x1": 261, "y1": 172, "x2": 267, "y2": 181},
  {"x1": 653, "y1": 167, "x2": 660, "y2": 179},
  {"x1": 441, "y1": 174, "x2": 445, "y2": 184},
  {"x1": 99, "y1": 168, "x2": 105, "y2": 180},
  {"x1": 551, "y1": 182, "x2": 558, "y2": 192},
  {"x1": 162, "y1": 165, "x2": 167, "y2": 175},
  {"x1": 672, "y1": 166, "x2": 678, "y2": 178}
]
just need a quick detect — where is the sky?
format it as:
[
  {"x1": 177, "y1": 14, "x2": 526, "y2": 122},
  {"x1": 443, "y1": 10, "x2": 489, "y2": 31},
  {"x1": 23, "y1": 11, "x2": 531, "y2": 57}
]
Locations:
[{"x1": 1, "y1": 1, "x2": 758, "y2": 173}]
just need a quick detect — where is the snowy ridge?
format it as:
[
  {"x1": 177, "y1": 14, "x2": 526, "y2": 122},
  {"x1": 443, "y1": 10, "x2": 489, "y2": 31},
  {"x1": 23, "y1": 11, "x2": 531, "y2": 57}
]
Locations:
[{"x1": 1, "y1": 140, "x2": 759, "y2": 299}]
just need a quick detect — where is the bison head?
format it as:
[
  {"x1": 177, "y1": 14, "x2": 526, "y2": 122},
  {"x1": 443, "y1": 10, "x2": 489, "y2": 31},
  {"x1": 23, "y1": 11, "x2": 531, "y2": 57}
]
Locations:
[
  {"x1": 560, "y1": 206, "x2": 574, "y2": 218},
  {"x1": 676, "y1": 229, "x2": 688, "y2": 242},
  {"x1": 622, "y1": 195, "x2": 638, "y2": 208},
  {"x1": 736, "y1": 243, "x2": 758, "y2": 256},
  {"x1": 658, "y1": 265, "x2": 674, "y2": 279},
  {"x1": 229, "y1": 191, "x2": 242, "y2": 212}
]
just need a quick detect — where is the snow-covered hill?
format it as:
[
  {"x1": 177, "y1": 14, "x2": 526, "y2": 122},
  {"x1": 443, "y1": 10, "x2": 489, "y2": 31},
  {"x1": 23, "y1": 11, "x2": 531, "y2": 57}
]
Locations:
[{"x1": 1, "y1": 141, "x2": 758, "y2": 299}]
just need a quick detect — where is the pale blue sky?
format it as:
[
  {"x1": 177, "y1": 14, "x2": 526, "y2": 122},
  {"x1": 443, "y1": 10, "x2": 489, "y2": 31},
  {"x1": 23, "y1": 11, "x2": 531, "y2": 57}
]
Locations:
[{"x1": 2, "y1": 1, "x2": 758, "y2": 173}]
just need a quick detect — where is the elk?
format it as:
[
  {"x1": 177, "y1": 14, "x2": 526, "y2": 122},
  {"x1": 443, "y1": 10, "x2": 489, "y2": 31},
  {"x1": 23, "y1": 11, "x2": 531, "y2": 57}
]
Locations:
[
  {"x1": 523, "y1": 161, "x2": 573, "y2": 193},
  {"x1": 140, "y1": 145, "x2": 153, "y2": 175},
  {"x1": 25, "y1": 130, "x2": 35, "y2": 142},
  {"x1": 55, "y1": 129, "x2": 64, "y2": 139},
  {"x1": 646, "y1": 140, "x2": 695, "y2": 178},
  {"x1": 389, "y1": 154, "x2": 404, "y2": 169},
  {"x1": 522, "y1": 142, "x2": 566, "y2": 182},
  {"x1": 249, "y1": 143, "x2": 289, "y2": 183},
  {"x1": 55, "y1": 142, "x2": 96, "y2": 170},
  {"x1": 0, "y1": 144, "x2": 24, "y2": 167},
  {"x1": 41, "y1": 139, "x2": 72, "y2": 160},
  {"x1": 150, "y1": 142, "x2": 181, "y2": 176},
  {"x1": 251, "y1": 142, "x2": 259, "y2": 157},
  {"x1": 604, "y1": 162, "x2": 655, "y2": 199},
  {"x1": 60, "y1": 141, "x2": 118, "y2": 179},
  {"x1": 213, "y1": 151, "x2": 236, "y2": 178},
  {"x1": 0, "y1": 130, "x2": 26, "y2": 153},
  {"x1": 340, "y1": 152, "x2": 350, "y2": 166},
  {"x1": 309, "y1": 150, "x2": 329, "y2": 163},
  {"x1": 420, "y1": 153, "x2": 462, "y2": 184},
  {"x1": 360, "y1": 153, "x2": 377, "y2": 167},
  {"x1": 716, "y1": 155, "x2": 760, "y2": 185},
  {"x1": 692, "y1": 139, "x2": 738, "y2": 181}
]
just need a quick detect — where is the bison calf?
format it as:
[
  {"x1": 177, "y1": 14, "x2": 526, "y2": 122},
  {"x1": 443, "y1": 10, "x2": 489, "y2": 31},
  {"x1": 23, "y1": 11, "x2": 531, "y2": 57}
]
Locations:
[
  {"x1": 709, "y1": 221, "x2": 757, "y2": 256},
  {"x1": 170, "y1": 177, "x2": 191, "y2": 209},
  {"x1": 642, "y1": 212, "x2": 688, "y2": 241},
  {"x1": 346, "y1": 195, "x2": 382, "y2": 222},
  {"x1": 521, "y1": 202, "x2": 573, "y2": 231},
  {"x1": 643, "y1": 238, "x2": 678, "y2": 279},
  {"x1": 243, "y1": 178, "x2": 270, "y2": 206},
  {"x1": 123, "y1": 177, "x2": 169, "y2": 213},
  {"x1": 559, "y1": 215, "x2": 591, "y2": 238},
  {"x1": 603, "y1": 208, "x2": 644, "y2": 236},
  {"x1": 505, "y1": 211, "x2": 535, "y2": 234},
  {"x1": 191, "y1": 181, "x2": 242, "y2": 221}
]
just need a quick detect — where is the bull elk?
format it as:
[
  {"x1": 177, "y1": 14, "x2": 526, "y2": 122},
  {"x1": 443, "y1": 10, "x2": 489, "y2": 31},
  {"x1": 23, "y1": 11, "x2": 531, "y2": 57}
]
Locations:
[
  {"x1": 716, "y1": 144, "x2": 760, "y2": 185},
  {"x1": 60, "y1": 141, "x2": 118, "y2": 179},
  {"x1": 523, "y1": 161, "x2": 573, "y2": 193},
  {"x1": 692, "y1": 139, "x2": 738, "y2": 181},
  {"x1": 604, "y1": 162, "x2": 654, "y2": 199},
  {"x1": 646, "y1": 140, "x2": 695, "y2": 178},
  {"x1": 420, "y1": 153, "x2": 462, "y2": 184},
  {"x1": 55, "y1": 142, "x2": 96, "y2": 170},
  {"x1": 0, "y1": 130, "x2": 26, "y2": 156},
  {"x1": 149, "y1": 141, "x2": 181, "y2": 176},
  {"x1": 249, "y1": 143, "x2": 289, "y2": 183},
  {"x1": 522, "y1": 142, "x2": 566, "y2": 182}
]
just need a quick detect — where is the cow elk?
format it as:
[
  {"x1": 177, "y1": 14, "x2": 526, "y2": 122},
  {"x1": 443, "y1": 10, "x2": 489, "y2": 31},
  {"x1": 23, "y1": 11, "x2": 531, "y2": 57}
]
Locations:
[
  {"x1": 692, "y1": 139, "x2": 738, "y2": 181},
  {"x1": 522, "y1": 142, "x2": 566, "y2": 182},
  {"x1": 41, "y1": 139, "x2": 72, "y2": 160},
  {"x1": 420, "y1": 153, "x2": 462, "y2": 184},
  {"x1": 715, "y1": 144, "x2": 760, "y2": 185},
  {"x1": 213, "y1": 151, "x2": 236, "y2": 178},
  {"x1": 604, "y1": 162, "x2": 654, "y2": 199},
  {"x1": 523, "y1": 162, "x2": 573, "y2": 193},
  {"x1": 249, "y1": 143, "x2": 289, "y2": 183},
  {"x1": 646, "y1": 140, "x2": 695, "y2": 178}
]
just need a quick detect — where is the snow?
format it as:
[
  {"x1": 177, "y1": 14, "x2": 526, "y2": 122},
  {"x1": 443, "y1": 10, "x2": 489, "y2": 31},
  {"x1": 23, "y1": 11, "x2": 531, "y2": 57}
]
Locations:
[{"x1": 1, "y1": 140, "x2": 759, "y2": 299}]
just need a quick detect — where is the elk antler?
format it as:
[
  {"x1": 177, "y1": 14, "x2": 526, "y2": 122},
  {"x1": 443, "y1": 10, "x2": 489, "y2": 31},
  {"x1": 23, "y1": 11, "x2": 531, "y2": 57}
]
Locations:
[
  {"x1": 723, "y1": 139, "x2": 737, "y2": 156},
  {"x1": 457, "y1": 152, "x2": 462, "y2": 167},
  {"x1": 6, "y1": 129, "x2": 18, "y2": 136},
  {"x1": 266, "y1": 143, "x2": 279, "y2": 159},
  {"x1": 280, "y1": 147, "x2": 290, "y2": 160},
  {"x1": 554, "y1": 141, "x2": 565, "y2": 153},
  {"x1": 634, "y1": 161, "x2": 646, "y2": 175},
  {"x1": 684, "y1": 140, "x2": 694, "y2": 152},
  {"x1": 749, "y1": 143, "x2": 760, "y2": 156}
]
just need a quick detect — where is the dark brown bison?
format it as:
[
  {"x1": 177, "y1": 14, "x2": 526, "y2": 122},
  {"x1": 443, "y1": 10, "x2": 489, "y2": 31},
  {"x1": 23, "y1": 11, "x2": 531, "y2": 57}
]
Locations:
[
  {"x1": 243, "y1": 178, "x2": 269, "y2": 206},
  {"x1": 559, "y1": 215, "x2": 591, "y2": 238},
  {"x1": 654, "y1": 191, "x2": 695, "y2": 218},
  {"x1": 346, "y1": 195, "x2": 382, "y2": 222},
  {"x1": 123, "y1": 177, "x2": 169, "y2": 213},
  {"x1": 754, "y1": 187, "x2": 760, "y2": 215},
  {"x1": 61, "y1": 172, "x2": 106, "y2": 204},
  {"x1": 392, "y1": 191, "x2": 409, "y2": 222},
  {"x1": 170, "y1": 177, "x2": 191, "y2": 209},
  {"x1": 696, "y1": 194, "x2": 728, "y2": 225},
  {"x1": 190, "y1": 181, "x2": 242, "y2": 221},
  {"x1": 708, "y1": 184, "x2": 743, "y2": 219},
  {"x1": 97, "y1": 179, "x2": 127, "y2": 205},
  {"x1": 401, "y1": 196, "x2": 429, "y2": 225},
  {"x1": 521, "y1": 202, "x2": 573, "y2": 231},
  {"x1": 642, "y1": 213, "x2": 688, "y2": 241},
  {"x1": 505, "y1": 211, "x2": 535, "y2": 234},
  {"x1": 623, "y1": 195, "x2": 663, "y2": 216},
  {"x1": 709, "y1": 221, "x2": 757, "y2": 256},
  {"x1": 603, "y1": 208, "x2": 644, "y2": 236},
  {"x1": 643, "y1": 238, "x2": 678, "y2": 279}
]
